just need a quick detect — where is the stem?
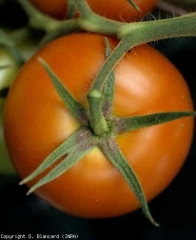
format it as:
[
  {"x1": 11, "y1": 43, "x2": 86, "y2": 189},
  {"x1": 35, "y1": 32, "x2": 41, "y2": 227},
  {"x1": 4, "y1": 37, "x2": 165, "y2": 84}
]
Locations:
[
  {"x1": 102, "y1": 38, "x2": 115, "y2": 118},
  {"x1": 89, "y1": 39, "x2": 130, "y2": 93},
  {"x1": 38, "y1": 19, "x2": 80, "y2": 46},
  {"x1": 87, "y1": 90, "x2": 109, "y2": 136},
  {"x1": 86, "y1": 13, "x2": 196, "y2": 118},
  {"x1": 16, "y1": 0, "x2": 58, "y2": 31},
  {"x1": 0, "y1": 29, "x2": 23, "y2": 66},
  {"x1": 67, "y1": 0, "x2": 76, "y2": 19},
  {"x1": 16, "y1": 0, "x2": 80, "y2": 35},
  {"x1": 9, "y1": 27, "x2": 32, "y2": 44},
  {"x1": 74, "y1": 0, "x2": 93, "y2": 17},
  {"x1": 75, "y1": 0, "x2": 123, "y2": 36},
  {"x1": 86, "y1": 40, "x2": 130, "y2": 136},
  {"x1": 118, "y1": 12, "x2": 196, "y2": 44}
]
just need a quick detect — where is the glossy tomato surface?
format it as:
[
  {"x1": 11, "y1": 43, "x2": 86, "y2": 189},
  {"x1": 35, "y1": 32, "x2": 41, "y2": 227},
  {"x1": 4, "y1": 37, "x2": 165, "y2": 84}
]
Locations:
[
  {"x1": 3, "y1": 33, "x2": 194, "y2": 218},
  {"x1": 30, "y1": 0, "x2": 158, "y2": 21}
]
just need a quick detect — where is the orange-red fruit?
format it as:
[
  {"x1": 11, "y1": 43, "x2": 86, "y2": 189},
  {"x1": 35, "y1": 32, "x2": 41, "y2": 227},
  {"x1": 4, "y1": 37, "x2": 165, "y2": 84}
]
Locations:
[
  {"x1": 30, "y1": 0, "x2": 158, "y2": 22},
  {"x1": 4, "y1": 33, "x2": 194, "y2": 218}
]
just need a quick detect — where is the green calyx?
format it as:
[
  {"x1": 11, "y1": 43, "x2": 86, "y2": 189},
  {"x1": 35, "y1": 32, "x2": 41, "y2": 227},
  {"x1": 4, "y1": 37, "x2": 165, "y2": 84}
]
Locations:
[{"x1": 19, "y1": 40, "x2": 196, "y2": 227}]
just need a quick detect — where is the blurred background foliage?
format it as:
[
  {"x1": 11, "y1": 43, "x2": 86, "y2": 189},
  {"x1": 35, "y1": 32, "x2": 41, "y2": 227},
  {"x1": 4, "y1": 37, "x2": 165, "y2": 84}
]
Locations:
[{"x1": 0, "y1": 1, "x2": 196, "y2": 239}]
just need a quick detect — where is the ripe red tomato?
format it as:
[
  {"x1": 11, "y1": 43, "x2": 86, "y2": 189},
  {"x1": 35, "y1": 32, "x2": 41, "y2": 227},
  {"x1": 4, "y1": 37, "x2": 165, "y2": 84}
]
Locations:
[
  {"x1": 3, "y1": 33, "x2": 194, "y2": 218},
  {"x1": 30, "y1": 0, "x2": 158, "y2": 22}
]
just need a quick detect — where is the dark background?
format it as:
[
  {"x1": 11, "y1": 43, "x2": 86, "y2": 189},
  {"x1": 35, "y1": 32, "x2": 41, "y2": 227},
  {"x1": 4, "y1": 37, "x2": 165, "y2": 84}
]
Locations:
[{"x1": 0, "y1": 1, "x2": 196, "y2": 239}]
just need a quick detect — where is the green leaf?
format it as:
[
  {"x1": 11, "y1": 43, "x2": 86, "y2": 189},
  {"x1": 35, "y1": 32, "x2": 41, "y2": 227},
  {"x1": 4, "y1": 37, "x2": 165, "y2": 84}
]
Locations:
[
  {"x1": 19, "y1": 127, "x2": 92, "y2": 185},
  {"x1": 27, "y1": 134, "x2": 98, "y2": 195},
  {"x1": 38, "y1": 58, "x2": 89, "y2": 126},
  {"x1": 100, "y1": 137, "x2": 159, "y2": 226},
  {"x1": 115, "y1": 111, "x2": 196, "y2": 134},
  {"x1": 127, "y1": 0, "x2": 141, "y2": 12}
]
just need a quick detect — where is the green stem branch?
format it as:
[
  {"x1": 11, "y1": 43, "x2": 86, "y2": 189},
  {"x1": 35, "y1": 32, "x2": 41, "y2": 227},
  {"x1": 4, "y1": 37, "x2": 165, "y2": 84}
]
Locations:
[
  {"x1": 118, "y1": 12, "x2": 196, "y2": 44},
  {"x1": 16, "y1": 0, "x2": 80, "y2": 35},
  {"x1": 89, "y1": 39, "x2": 130, "y2": 93},
  {"x1": 0, "y1": 29, "x2": 23, "y2": 66},
  {"x1": 87, "y1": 90, "x2": 109, "y2": 136},
  {"x1": 16, "y1": 0, "x2": 58, "y2": 31},
  {"x1": 88, "y1": 13, "x2": 196, "y2": 97},
  {"x1": 74, "y1": 0, "x2": 123, "y2": 36}
]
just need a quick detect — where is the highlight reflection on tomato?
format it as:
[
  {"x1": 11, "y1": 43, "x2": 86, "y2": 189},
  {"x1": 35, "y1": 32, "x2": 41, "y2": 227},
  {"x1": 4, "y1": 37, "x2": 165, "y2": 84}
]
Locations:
[{"x1": 3, "y1": 33, "x2": 194, "y2": 218}]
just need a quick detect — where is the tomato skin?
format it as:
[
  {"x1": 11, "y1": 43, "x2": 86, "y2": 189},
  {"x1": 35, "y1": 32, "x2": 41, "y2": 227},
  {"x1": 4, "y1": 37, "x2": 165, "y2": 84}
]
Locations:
[
  {"x1": 30, "y1": 0, "x2": 158, "y2": 22},
  {"x1": 3, "y1": 33, "x2": 194, "y2": 218}
]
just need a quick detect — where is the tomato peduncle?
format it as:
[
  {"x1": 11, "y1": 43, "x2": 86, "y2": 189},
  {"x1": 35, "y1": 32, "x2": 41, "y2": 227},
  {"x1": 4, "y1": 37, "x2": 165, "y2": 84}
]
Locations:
[
  {"x1": 86, "y1": 38, "x2": 115, "y2": 136},
  {"x1": 118, "y1": 12, "x2": 196, "y2": 46},
  {"x1": 87, "y1": 90, "x2": 109, "y2": 136},
  {"x1": 16, "y1": 0, "x2": 196, "y2": 49}
]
